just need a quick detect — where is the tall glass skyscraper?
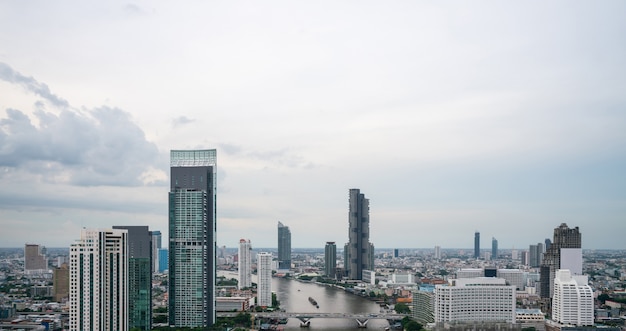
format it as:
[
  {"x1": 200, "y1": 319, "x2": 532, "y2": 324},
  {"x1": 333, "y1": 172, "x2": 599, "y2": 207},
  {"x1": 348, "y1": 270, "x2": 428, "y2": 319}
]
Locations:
[
  {"x1": 345, "y1": 188, "x2": 374, "y2": 280},
  {"x1": 113, "y1": 226, "x2": 152, "y2": 331},
  {"x1": 491, "y1": 237, "x2": 498, "y2": 260},
  {"x1": 277, "y1": 222, "x2": 291, "y2": 269},
  {"x1": 168, "y1": 149, "x2": 217, "y2": 327}
]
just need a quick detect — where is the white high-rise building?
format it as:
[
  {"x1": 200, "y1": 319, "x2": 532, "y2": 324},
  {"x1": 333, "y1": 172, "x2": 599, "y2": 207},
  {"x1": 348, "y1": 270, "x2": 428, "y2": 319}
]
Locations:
[
  {"x1": 69, "y1": 229, "x2": 129, "y2": 331},
  {"x1": 238, "y1": 239, "x2": 252, "y2": 289},
  {"x1": 257, "y1": 252, "x2": 272, "y2": 307},
  {"x1": 434, "y1": 277, "x2": 515, "y2": 323},
  {"x1": 434, "y1": 246, "x2": 441, "y2": 259},
  {"x1": 552, "y1": 269, "x2": 593, "y2": 326}
]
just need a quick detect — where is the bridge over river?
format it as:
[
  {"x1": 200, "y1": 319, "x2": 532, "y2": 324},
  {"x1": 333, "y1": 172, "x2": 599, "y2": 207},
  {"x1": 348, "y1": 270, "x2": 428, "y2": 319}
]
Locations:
[{"x1": 217, "y1": 312, "x2": 406, "y2": 328}]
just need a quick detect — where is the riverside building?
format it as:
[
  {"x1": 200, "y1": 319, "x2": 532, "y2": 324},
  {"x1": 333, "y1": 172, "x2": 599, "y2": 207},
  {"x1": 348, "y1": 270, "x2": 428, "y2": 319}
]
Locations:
[{"x1": 434, "y1": 277, "x2": 516, "y2": 324}]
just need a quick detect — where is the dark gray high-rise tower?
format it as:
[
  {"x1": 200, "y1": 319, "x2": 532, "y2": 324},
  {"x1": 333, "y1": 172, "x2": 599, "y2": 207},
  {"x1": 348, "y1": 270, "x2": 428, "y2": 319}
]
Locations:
[
  {"x1": 113, "y1": 226, "x2": 152, "y2": 331},
  {"x1": 344, "y1": 189, "x2": 374, "y2": 280},
  {"x1": 474, "y1": 231, "x2": 480, "y2": 259},
  {"x1": 540, "y1": 223, "x2": 581, "y2": 299},
  {"x1": 277, "y1": 222, "x2": 291, "y2": 269},
  {"x1": 324, "y1": 242, "x2": 337, "y2": 278},
  {"x1": 168, "y1": 149, "x2": 217, "y2": 327}
]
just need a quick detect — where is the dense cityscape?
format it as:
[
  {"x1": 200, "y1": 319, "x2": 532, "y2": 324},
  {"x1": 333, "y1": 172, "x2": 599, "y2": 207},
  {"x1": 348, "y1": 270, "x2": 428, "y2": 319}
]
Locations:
[{"x1": 0, "y1": 150, "x2": 625, "y2": 331}]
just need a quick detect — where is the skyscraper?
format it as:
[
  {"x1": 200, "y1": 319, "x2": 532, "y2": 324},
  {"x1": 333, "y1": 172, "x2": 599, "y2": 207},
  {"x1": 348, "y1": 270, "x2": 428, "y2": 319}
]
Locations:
[
  {"x1": 151, "y1": 230, "x2": 162, "y2": 274},
  {"x1": 474, "y1": 231, "x2": 480, "y2": 259},
  {"x1": 257, "y1": 252, "x2": 273, "y2": 307},
  {"x1": 114, "y1": 226, "x2": 152, "y2": 331},
  {"x1": 69, "y1": 228, "x2": 129, "y2": 331},
  {"x1": 238, "y1": 239, "x2": 252, "y2": 289},
  {"x1": 491, "y1": 237, "x2": 498, "y2": 260},
  {"x1": 540, "y1": 223, "x2": 581, "y2": 299},
  {"x1": 169, "y1": 149, "x2": 217, "y2": 327},
  {"x1": 277, "y1": 221, "x2": 291, "y2": 270},
  {"x1": 24, "y1": 244, "x2": 48, "y2": 274},
  {"x1": 345, "y1": 188, "x2": 375, "y2": 280},
  {"x1": 324, "y1": 242, "x2": 337, "y2": 278}
]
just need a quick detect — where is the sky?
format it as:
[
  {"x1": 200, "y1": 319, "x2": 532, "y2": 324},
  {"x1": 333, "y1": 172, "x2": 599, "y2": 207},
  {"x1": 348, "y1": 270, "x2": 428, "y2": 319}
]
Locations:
[{"x1": 0, "y1": 1, "x2": 625, "y2": 250}]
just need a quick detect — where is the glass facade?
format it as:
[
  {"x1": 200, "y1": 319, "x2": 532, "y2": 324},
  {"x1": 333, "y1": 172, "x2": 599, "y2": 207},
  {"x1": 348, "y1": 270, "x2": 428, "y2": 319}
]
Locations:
[{"x1": 169, "y1": 149, "x2": 216, "y2": 328}]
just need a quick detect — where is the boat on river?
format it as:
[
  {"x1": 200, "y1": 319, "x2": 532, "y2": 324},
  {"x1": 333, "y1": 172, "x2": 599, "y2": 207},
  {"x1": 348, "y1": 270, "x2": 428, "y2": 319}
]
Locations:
[{"x1": 308, "y1": 297, "x2": 319, "y2": 308}]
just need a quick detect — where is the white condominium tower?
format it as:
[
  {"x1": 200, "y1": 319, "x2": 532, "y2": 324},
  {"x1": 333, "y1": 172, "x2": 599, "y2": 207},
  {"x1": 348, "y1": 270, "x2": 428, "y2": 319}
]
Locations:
[
  {"x1": 257, "y1": 252, "x2": 272, "y2": 307},
  {"x1": 238, "y1": 239, "x2": 252, "y2": 289},
  {"x1": 434, "y1": 277, "x2": 515, "y2": 323},
  {"x1": 69, "y1": 228, "x2": 129, "y2": 331},
  {"x1": 552, "y1": 269, "x2": 593, "y2": 326}
]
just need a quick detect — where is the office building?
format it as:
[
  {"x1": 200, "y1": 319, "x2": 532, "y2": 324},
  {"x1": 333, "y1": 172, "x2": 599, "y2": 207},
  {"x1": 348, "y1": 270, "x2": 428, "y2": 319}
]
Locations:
[
  {"x1": 169, "y1": 149, "x2": 217, "y2": 327},
  {"x1": 552, "y1": 270, "x2": 593, "y2": 326},
  {"x1": 434, "y1": 277, "x2": 515, "y2": 323},
  {"x1": 158, "y1": 248, "x2": 168, "y2": 273},
  {"x1": 434, "y1": 246, "x2": 441, "y2": 260},
  {"x1": 492, "y1": 237, "x2": 498, "y2": 260},
  {"x1": 474, "y1": 232, "x2": 480, "y2": 259},
  {"x1": 540, "y1": 223, "x2": 582, "y2": 298},
  {"x1": 257, "y1": 252, "x2": 273, "y2": 307},
  {"x1": 344, "y1": 188, "x2": 375, "y2": 280},
  {"x1": 69, "y1": 228, "x2": 129, "y2": 331},
  {"x1": 53, "y1": 264, "x2": 69, "y2": 302},
  {"x1": 277, "y1": 222, "x2": 291, "y2": 270},
  {"x1": 24, "y1": 244, "x2": 48, "y2": 274},
  {"x1": 455, "y1": 268, "x2": 483, "y2": 279},
  {"x1": 530, "y1": 243, "x2": 544, "y2": 268},
  {"x1": 151, "y1": 230, "x2": 162, "y2": 274},
  {"x1": 324, "y1": 242, "x2": 337, "y2": 278},
  {"x1": 113, "y1": 226, "x2": 152, "y2": 331},
  {"x1": 238, "y1": 239, "x2": 252, "y2": 289},
  {"x1": 497, "y1": 269, "x2": 527, "y2": 290}
]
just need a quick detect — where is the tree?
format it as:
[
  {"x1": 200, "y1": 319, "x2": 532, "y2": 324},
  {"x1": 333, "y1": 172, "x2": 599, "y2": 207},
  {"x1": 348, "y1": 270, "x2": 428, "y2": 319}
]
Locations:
[
  {"x1": 394, "y1": 303, "x2": 411, "y2": 314},
  {"x1": 405, "y1": 320, "x2": 422, "y2": 331}
]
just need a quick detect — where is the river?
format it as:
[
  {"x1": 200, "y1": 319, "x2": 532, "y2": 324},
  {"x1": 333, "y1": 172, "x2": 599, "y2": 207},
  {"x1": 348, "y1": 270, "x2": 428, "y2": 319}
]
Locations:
[{"x1": 219, "y1": 271, "x2": 392, "y2": 330}]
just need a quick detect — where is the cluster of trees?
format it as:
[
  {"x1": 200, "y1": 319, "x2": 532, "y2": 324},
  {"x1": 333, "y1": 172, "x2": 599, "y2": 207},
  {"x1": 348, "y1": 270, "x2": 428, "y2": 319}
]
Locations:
[{"x1": 150, "y1": 312, "x2": 252, "y2": 331}]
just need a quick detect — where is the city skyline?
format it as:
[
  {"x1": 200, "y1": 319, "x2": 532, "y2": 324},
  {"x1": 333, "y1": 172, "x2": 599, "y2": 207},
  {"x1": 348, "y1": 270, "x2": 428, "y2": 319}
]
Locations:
[{"x1": 1, "y1": 2, "x2": 626, "y2": 250}]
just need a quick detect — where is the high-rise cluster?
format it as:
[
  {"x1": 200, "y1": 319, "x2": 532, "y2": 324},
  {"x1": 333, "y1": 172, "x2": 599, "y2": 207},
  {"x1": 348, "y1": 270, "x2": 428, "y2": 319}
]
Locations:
[{"x1": 540, "y1": 223, "x2": 582, "y2": 298}]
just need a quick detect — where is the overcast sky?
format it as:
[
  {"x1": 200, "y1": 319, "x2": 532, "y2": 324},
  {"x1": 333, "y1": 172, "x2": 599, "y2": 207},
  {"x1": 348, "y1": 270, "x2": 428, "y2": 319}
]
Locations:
[{"x1": 1, "y1": 1, "x2": 625, "y2": 250}]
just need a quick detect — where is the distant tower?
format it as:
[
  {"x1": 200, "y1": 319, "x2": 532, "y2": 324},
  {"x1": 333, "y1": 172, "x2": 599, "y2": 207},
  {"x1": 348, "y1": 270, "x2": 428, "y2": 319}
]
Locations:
[
  {"x1": 394, "y1": 249, "x2": 399, "y2": 258},
  {"x1": 491, "y1": 237, "x2": 498, "y2": 260},
  {"x1": 238, "y1": 239, "x2": 252, "y2": 289},
  {"x1": 24, "y1": 244, "x2": 48, "y2": 274},
  {"x1": 257, "y1": 252, "x2": 273, "y2": 307},
  {"x1": 151, "y1": 230, "x2": 162, "y2": 274},
  {"x1": 325, "y1": 242, "x2": 337, "y2": 278},
  {"x1": 434, "y1": 246, "x2": 441, "y2": 260},
  {"x1": 545, "y1": 238, "x2": 552, "y2": 250},
  {"x1": 474, "y1": 232, "x2": 480, "y2": 259},
  {"x1": 277, "y1": 222, "x2": 291, "y2": 269},
  {"x1": 70, "y1": 228, "x2": 129, "y2": 331},
  {"x1": 114, "y1": 226, "x2": 152, "y2": 331},
  {"x1": 345, "y1": 188, "x2": 375, "y2": 280},
  {"x1": 540, "y1": 223, "x2": 582, "y2": 298},
  {"x1": 552, "y1": 270, "x2": 593, "y2": 326},
  {"x1": 169, "y1": 149, "x2": 217, "y2": 327}
]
